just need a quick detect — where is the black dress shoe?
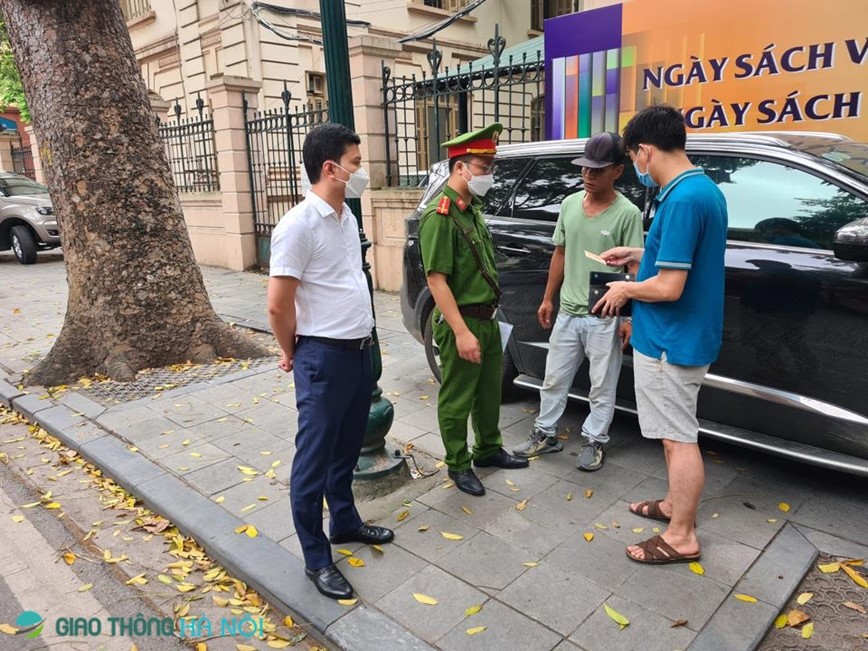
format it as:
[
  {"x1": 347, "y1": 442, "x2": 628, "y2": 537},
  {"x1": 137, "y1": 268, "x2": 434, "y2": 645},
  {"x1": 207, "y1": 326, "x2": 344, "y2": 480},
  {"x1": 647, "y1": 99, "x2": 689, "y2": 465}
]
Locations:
[
  {"x1": 305, "y1": 564, "x2": 353, "y2": 600},
  {"x1": 448, "y1": 469, "x2": 485, "y2": 496},
  {"x1": 330, "y1": 524, "x2": 395, "y2": 545},
  {"x1": 473, "y1": 448, "x2": 530, "y2": 469}
]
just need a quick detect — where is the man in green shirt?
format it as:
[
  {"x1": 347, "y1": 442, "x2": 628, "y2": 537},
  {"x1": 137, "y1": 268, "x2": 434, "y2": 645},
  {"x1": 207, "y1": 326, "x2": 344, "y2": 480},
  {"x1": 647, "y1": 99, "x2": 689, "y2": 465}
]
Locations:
[
  {"x1": 513, "y1": 132, "x2": 643, "y2": 471},
  {"x1": 419, "y1": 122, "x2": 529, "y2": 497}
]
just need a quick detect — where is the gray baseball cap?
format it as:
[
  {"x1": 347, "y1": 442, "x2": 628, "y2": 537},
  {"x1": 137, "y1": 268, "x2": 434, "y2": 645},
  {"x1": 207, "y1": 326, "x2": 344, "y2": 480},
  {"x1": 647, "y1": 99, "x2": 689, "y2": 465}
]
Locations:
[{"x1": 572, "y1": 132, "x2": 625, "y2": 168}]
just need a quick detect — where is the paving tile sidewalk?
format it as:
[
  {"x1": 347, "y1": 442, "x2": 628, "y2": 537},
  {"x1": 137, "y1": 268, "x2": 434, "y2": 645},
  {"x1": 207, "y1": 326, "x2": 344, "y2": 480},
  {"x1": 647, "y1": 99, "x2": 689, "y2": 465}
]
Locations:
[{"x1": 2, "y1": 255, "x2": 867, "y2": 651}]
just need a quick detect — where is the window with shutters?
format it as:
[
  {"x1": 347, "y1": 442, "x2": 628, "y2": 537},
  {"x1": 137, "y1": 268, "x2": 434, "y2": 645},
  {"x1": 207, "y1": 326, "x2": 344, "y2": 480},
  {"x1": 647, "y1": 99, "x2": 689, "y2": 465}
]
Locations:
[
  {"x1": 531, "y1": 0, "x2": 579, "y2": 32},
  {"x1": 415, "y1": 97, "x2": 459, "y2": 173},
  {"x1": 306, "y1": 72, "x2": 327, "y2": 112}
]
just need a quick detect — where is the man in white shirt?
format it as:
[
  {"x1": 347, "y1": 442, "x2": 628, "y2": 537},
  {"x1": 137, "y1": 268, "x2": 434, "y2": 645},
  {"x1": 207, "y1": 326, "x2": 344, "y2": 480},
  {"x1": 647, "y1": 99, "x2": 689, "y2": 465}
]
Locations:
[{"x1": 268, "y1": 123, "x2": 394, "y2": 601}]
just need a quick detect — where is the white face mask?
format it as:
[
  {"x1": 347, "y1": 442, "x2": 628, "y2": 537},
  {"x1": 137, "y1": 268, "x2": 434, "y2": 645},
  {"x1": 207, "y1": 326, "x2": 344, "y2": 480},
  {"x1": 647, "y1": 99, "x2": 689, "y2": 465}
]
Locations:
[
  {"x1": 462, "y1": 164, "x2": 494, "y2": 197},
  {"x1": 334, "y1": 163, "x2": 369, "y2": 199}
]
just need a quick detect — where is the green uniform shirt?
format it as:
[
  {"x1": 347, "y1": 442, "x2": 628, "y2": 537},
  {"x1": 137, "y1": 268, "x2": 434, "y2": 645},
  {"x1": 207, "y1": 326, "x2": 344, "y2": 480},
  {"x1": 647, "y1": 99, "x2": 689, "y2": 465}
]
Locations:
[
  {"x1": 419, "y1": 185, "x2": 499, "y2": 306},
  {"x1": 554, "y1": 190, "x2": 643, "y2": 316}
]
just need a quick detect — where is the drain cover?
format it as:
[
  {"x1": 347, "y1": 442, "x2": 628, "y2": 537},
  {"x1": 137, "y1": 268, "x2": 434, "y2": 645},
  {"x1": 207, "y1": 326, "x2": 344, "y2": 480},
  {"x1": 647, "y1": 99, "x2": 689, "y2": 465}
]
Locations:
[
  {"x1": 76, "y1": 357, "x2": 275, "y2": 406},
  {"x1": 757, "y1": 553, "x2": 868, "y2": 650}
]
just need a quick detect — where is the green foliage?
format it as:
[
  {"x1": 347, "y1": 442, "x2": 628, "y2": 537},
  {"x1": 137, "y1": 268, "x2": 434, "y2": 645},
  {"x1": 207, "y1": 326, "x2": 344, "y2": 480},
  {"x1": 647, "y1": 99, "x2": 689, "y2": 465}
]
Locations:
[{"x1": 0, "y1": 20, "x2": 28, "y2": 123}]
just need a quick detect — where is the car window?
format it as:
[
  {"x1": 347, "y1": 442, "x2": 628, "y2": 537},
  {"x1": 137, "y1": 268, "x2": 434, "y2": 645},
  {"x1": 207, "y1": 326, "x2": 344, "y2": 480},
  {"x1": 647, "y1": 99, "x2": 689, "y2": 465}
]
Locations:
[
  {"x1": 691, "y1": 155, "x2": 868, "y2": 250},
  {"x1": 0, "y1": 177, "x2": 49, "y2": 196},
  {"x1": 485, "y1": 156, "x2": 531, "y2": 216},
  {"x1": 512, "y1": 157, "x2": 583, "y2": 221}
]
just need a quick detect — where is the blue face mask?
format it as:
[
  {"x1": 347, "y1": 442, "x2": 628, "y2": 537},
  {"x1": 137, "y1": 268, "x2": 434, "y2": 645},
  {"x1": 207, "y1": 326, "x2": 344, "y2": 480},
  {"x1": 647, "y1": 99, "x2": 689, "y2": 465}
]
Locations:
[{"x1": 633, "y1": 149, "x2": 659, "y2": 188}]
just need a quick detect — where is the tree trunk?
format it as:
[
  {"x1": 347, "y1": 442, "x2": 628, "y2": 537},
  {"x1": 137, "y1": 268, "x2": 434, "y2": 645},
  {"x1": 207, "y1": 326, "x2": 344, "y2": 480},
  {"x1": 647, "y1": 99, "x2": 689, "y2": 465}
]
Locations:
[{"x1": 1, "y1": 0, "x2": 267, "y2": 385}]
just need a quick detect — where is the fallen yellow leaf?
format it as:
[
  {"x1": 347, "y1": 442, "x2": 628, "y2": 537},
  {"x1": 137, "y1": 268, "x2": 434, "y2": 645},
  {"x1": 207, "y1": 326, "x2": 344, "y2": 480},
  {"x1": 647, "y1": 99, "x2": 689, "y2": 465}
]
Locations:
[
  {"x1": 283, "y1": 615, "x2": 294, "y2": 627},
  {"x1": 347, "y1": 557, "x2": 365, "y2": 567},
  {"x1": 842, "y1": 558, "x2": 864, "y2": 566},
  {"x1": 603, "y1": 602, "x2": 630, "y2": 629},
  {"x1": 734, "y1": 594, "x2": 758, "y2": 603},
  {"x1": 0, "y1": 623, "x2": 18, "y2": 635},
  {"x1": 338, "y1": 598, "x2": 358, "y2": 606},
  {"x1": 593, "y1": 523, "x2": 608, "y2": 530},
  {"x1": 10, "y1": 515, "x2": 24, "y2": 523},
  {"x1": 796, "y1": 592, "x2": 813, "y2": 605},
  {"x1": 413, "y1": 593, "x2": 438, "y2": 606},
  {"x1": 584, "y1": 489, "x2": 593, "y2": 498},
  {"x1": 236, "y1": 645, "x2": 257, "y2": 651},
  {"x1": 465, "y1": 604, "x2": 482, "y2": 616},
  {"x1": 44, "y1": 502, "x2": 61, "y2": 509},
  {"x1": 336, "y1": 549, "x2": 354, "y2": 557},
  {"x1": 767, "y1": 518, "x2": 777, "y2": 523},
  {"x1": 461, "y1": 505, "x2": 472, "y2": 515},
  {"x1": 466, "y1": 626, "x2": 487, "y2": 635},
  {"x1": 802, "y1": 622, "x2": 814, "y2": 639},
  {"x1": 583, "y1": 532, "x2": 594, "y2": 542},
  {"x1": 505, "y1": 479, "x2": 516, "y2": 486},
  {"x1": 843, "y1": 601, "x2": 866, "y2": 614},
  {"x1": 417, "y1": 525, "x2": 430, "y2": 532},
  {"x1": 778, "y1": 502, "x2": 791, "y2": 513},
  {"x1": 176, "y1": 583, "x2": 196, "y2": 593},
  {"x1": 566, "y1": 492, "x2": 573, "y2": 501},
  {"x1": 371, "y1": 544, "x2": 384, "y2": 553},
  {"x1": 78, "y1": 583, "x2": 93, "y2": 592},
  {"x1": 632, "y1": 527, "x2": 645, "y2": 534},
  {"x1": 774, "y1": 614, "x2": 788, "y2": 629},
  {"x1": 125, "y1": 574, "x2": 148, "y2": 585},
  {"x1": 245, "y1": 525, "x2": 258, "y2": 538},
  {"x1": 689, "y1": 562, "x2": 705, "y2": 576},
  {"x1": 396, "y1": 510, "x2": 410, "y2": 522},
  {"x1": 157, "y1": 575, "x2": 173, "y2": 585},
  {"x1": 441, "y1": 531, "x2": 464, "y2": 541},
  {"x1": 516, "y1": 500, "x2": 528, "y2": 511},
  {"x1": 267, "y1": 641, "x2": 292, "y2": 649},
  {"x1": 671, "y1": 619, "x2": 688, "y2": 628},
  {"x1": 819, "y1": 561, "x2": 841, "y2": 573},
  {"x1": 842, "y1": 563, "x2": 868, "y2": 588},
  {"x1": 787, "y1": 609, "x2": 810, "y2": 627},
  {"x1": 523, "y1": 562, "x2": 539, "y2": 568}
]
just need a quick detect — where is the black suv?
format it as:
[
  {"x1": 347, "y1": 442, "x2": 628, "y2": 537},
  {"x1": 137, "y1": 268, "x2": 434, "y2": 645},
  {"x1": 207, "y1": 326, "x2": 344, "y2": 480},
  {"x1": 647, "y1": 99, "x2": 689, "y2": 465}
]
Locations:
[{"x1": 401, "y1": 132, "x2": 868, "y2": 477}]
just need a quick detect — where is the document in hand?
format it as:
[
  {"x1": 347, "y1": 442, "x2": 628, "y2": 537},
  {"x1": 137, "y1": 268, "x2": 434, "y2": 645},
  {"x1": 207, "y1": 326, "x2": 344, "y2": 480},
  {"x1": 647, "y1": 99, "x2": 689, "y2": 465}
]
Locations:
[{"x1": 589, "y1": 271, "x2": 633, "y2": 316}]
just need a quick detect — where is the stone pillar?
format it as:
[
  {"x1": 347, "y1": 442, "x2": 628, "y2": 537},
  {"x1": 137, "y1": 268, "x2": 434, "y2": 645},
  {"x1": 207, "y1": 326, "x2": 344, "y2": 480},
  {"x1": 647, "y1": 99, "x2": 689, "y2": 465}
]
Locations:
[
  {"x1": 0, "y1": 134, "x2": 17, "y2": 172},
  {"x1": 205, "y1": 74, "x2": 262, "y2": 271},
  {"x1": 24, "y1": 126, "x2": 45, "y2": 184},
  {"x1": 348, "y1": 35, "x2": 403, "y2": 289},
  {"x1": 149, "y1": 91, "x2": 172, "y2": 124}
]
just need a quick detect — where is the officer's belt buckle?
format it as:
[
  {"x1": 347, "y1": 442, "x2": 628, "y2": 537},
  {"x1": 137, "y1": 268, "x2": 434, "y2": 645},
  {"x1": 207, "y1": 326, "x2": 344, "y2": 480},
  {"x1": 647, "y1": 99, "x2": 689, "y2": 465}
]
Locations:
[{"x1": 359, "y1": 335, "x2": 374, "y2": 349}]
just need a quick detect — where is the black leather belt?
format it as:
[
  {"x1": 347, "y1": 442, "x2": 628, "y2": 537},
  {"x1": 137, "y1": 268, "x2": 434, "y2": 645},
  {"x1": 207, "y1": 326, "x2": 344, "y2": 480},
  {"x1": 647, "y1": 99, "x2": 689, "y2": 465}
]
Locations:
[
  {"x1": 458, "y1": 303, "x2": 499, "y2": 321},
  {"x1": 299, "y1": 335, "x2": 374, "y2": 350}
]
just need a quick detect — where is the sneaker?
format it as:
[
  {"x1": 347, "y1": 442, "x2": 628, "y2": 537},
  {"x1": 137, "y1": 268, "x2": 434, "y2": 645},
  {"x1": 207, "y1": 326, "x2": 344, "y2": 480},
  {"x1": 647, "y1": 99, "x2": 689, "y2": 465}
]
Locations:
[
  {"x1": 512, "y1": 429, "x2": 563, "y2": 458},
  {"x1": 577, "y1": 439, "x2": 604, "y2": 471}
]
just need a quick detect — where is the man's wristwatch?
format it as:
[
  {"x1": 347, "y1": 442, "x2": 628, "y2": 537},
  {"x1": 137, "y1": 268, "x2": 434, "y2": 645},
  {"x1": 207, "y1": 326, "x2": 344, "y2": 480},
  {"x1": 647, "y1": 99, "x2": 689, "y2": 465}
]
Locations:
[{"x1": 624, "y1": 317, "x2": 632, "y2": 324}]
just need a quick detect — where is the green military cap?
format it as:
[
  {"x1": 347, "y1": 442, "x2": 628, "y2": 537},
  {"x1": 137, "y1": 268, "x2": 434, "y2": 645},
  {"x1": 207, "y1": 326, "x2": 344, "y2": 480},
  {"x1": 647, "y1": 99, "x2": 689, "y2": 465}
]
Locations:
[{"x1": 442, "y1": 122, "x2": 503, "y2": 158}]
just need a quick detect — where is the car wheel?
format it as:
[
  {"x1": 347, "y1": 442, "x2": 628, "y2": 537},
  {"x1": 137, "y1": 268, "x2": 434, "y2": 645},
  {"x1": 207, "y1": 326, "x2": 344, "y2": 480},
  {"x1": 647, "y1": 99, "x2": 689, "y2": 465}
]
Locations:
[
  {"x1": 423, "y1": 311, "x2": 522, "y2": 401},
  {"x1": 422, "y1": 310, "x2": 442, "y2": 383},
  {"x1": 10, "y1": 225, "x2": 38, "y2": 265}
]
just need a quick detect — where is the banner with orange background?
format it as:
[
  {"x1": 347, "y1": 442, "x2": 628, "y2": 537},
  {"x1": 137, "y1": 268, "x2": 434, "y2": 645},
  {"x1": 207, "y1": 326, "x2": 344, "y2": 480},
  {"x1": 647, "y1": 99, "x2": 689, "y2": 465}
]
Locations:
[{"x1": 545, "y1": 0, "x2": 868, "y2": 140}]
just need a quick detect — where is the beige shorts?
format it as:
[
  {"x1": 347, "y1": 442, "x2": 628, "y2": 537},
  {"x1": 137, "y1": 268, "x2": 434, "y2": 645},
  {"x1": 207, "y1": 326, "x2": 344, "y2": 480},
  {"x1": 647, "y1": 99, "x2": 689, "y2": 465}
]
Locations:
[{"x1": 633, "y1": 350, "x2": 709, "y2": 443}]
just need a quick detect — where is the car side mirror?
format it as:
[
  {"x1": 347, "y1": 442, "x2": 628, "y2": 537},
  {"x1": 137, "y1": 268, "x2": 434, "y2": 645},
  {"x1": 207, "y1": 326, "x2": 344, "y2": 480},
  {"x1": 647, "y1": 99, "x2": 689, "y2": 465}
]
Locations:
[{"x1": 833, "y1": 218, "x2": 868, "y2": 262}]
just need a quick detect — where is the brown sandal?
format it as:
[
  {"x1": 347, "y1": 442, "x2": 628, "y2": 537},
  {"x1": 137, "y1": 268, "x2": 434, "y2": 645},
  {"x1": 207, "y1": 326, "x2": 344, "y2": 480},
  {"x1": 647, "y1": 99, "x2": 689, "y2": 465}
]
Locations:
[
  {"x1": 626, "y1": 535, "x2": 701, "y2": 565},
  {"x1": 628, "y1": 499, "x2": 671, "y2": 523}
]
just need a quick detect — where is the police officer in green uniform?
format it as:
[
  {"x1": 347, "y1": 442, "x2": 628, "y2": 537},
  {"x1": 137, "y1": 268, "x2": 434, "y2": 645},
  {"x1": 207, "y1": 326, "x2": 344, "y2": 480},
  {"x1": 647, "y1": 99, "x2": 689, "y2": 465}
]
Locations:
[{"x1": 418, "y1": 123, "x2": 529, "y2": 496}]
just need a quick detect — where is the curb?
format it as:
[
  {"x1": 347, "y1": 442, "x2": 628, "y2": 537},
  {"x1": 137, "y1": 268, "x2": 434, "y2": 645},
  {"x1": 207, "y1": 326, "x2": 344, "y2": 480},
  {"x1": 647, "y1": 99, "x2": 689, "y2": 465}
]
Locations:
[
  {"x1": 0, "y1": 376, "x2": 432, "y2": 651},
  {"x1": 688, "y1": 523, "x2": 819, "y2": 650}
]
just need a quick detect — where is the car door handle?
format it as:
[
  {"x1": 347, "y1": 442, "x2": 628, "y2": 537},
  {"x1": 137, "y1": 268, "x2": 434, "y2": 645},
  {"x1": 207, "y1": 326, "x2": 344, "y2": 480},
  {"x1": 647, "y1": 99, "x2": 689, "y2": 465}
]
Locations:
[{"x1": 497, "y1": 245, "x2": 531, "y2": 255}]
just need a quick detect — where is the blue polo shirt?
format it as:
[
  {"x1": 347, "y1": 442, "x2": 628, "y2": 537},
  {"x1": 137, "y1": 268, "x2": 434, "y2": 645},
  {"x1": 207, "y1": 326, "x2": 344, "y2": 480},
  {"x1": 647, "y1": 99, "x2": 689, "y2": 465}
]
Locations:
[{"x1": 631, "y1": 168, "x2": 728, "y2": 366}]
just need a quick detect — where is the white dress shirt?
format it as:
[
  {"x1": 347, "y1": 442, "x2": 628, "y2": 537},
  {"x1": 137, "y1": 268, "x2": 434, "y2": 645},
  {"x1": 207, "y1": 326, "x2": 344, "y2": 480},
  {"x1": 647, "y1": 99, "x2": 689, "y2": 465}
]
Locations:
[{"x1": 270, "y1": 191, "x2": 375, "y2": 339}]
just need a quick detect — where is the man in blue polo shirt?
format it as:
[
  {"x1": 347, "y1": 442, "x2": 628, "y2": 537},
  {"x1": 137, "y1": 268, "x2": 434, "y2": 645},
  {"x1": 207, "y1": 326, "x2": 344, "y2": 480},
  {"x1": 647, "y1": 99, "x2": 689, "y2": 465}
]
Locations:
[{"x1": 594, "y1": 105, "x2": 727, "y2": 565}]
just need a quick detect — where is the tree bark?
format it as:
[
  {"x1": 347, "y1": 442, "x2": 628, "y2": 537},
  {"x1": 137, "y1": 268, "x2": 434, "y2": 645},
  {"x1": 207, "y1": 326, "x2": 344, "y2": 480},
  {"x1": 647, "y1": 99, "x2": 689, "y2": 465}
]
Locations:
[{"x1": 1, "y1": 0, "x2": 267, "y2": 385}]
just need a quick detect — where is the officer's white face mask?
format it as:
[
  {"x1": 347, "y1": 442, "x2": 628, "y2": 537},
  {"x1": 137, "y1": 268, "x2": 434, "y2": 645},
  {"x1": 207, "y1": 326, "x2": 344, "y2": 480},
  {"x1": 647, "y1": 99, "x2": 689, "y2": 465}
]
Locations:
[{"x1": 461, "y1": 163, "x2": 494, "y2": 197}]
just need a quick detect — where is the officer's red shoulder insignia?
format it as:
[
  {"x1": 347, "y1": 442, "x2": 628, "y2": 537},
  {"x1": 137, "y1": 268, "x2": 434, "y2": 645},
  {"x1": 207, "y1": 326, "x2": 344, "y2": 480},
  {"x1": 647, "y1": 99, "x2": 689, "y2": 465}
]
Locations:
[
  {"x1": 455, "y1": 196, "x2": 467, "y2": 211},
  {"x1": 436, "y1": 196, "x2": 451, "y2": 215}
]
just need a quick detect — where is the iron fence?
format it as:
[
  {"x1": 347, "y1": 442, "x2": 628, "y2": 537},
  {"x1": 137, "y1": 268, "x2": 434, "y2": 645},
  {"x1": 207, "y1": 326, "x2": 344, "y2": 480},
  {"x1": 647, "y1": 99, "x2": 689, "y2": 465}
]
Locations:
[
  {"x1": 244, "y1": 86, "x2": 329, "y2": 238},
  {"x1": 381, "y1": 25, "x2": 545, "y2": 187},
  {"x1": 10, "y1": 143, "x2": 34, "y2": 180},
  {"x1": 157, "y1": 95, "x2": 219, "y2": 193}
]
